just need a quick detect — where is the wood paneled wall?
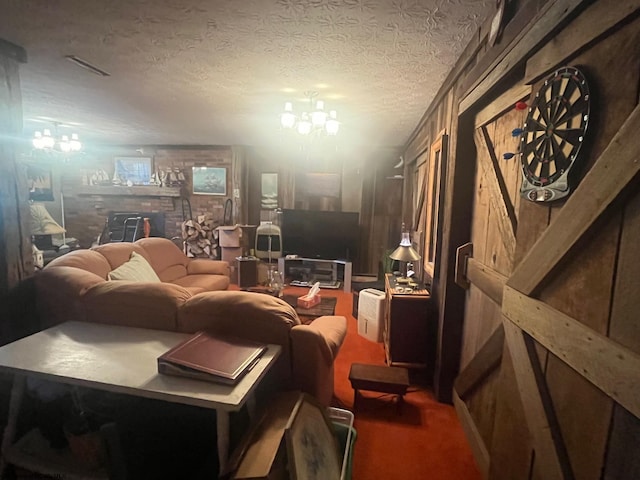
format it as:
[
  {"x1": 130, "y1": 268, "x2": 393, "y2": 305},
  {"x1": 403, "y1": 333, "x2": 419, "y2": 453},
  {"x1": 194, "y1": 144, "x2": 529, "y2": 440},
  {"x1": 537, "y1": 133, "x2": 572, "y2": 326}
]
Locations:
[
  {"x1": 245, "y1": 145, "x2": 401, "y2": 274},
  {"x1": 402, "y1": 0, "x2": 640, "y2": 478},
  {"x1": 0, "y1": 40, "x2": 30, "y2": 296}
]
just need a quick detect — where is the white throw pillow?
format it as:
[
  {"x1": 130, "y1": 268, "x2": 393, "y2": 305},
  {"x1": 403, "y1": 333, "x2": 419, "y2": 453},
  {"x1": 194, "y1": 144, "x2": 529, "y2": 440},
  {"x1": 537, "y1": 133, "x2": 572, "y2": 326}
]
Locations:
[{"x1": 108, "y1": 251, "x2": 161, "y2": 283}]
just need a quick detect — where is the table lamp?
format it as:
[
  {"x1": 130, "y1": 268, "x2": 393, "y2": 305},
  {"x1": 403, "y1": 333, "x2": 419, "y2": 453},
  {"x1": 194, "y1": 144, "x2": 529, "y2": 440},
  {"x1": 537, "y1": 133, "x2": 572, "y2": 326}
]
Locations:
[
  {"x1": 389, "y1": 225, "x2": 421, "y2": 282},
  {"x1": 30, "y1": 203, "x2": 65, "y2": 250}
]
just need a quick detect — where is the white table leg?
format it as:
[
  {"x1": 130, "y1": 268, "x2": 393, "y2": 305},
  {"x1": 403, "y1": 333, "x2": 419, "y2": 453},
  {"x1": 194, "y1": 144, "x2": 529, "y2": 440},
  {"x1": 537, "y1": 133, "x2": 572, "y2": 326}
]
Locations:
[
  {"x1": 216, "y1": 409, "x2": 230, "y2": 474},
  {"x1": 0, "y1": 375, "x2": 25, "y2": 477}
]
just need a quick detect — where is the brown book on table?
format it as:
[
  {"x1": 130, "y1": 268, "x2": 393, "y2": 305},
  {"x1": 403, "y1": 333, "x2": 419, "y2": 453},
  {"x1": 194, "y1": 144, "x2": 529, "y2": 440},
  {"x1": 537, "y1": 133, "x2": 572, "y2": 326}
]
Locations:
[{"x1": 158, "y1": 331, "x2": 267, "y2": 385}]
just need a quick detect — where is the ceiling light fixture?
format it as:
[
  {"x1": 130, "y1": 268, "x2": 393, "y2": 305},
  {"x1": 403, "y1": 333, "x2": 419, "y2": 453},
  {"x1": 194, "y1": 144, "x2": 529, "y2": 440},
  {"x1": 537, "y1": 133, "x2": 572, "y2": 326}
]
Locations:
[
  {"x1": 280, "y1": 91, "x2": 340, "y2": 137},
  {"x1": 32, "y1": 124, "x2": 82, "y2": 153}
]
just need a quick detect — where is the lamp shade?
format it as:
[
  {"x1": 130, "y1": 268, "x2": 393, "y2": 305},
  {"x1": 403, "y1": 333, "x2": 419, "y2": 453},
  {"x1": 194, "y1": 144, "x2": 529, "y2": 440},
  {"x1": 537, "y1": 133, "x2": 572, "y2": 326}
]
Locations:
[
  {"x1": 30, "y1": 203, "x2": 65, "y2": 235},
  {"x1": 389, "y1": 245, "x2": 421, "y2": 262}
]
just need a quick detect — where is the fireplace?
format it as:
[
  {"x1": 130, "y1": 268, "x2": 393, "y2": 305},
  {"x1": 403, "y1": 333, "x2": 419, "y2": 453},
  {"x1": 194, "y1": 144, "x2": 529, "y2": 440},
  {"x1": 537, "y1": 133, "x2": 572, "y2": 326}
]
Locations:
[{"x1": 101, "y1": 211, "x2": 166, "y2": 243}]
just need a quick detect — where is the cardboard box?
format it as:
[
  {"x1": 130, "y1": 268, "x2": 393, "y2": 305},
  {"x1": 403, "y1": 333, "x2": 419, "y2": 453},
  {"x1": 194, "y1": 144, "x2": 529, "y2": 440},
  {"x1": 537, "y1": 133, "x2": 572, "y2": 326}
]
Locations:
[
  {"x1": 229, "y1": 392, "x2": 299, "y2": 480},
  {"x1": 221, "y1": 247, "x2": 243, "y2": 264},
  {"x1": 297, "y1": 293, "x2": 321, "y2": 309},
  {"x1": 217, "y1": 225, "x2": 242, "y2": 247},
  {"x1": 228, "y1": 392, "x2": 343, "y2": 480}
]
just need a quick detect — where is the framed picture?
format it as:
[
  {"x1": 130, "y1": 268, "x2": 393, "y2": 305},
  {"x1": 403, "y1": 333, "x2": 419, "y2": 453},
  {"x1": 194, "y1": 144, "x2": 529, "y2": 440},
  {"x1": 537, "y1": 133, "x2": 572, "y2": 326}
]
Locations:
[
  {"x1": 192, "y1": 167, "x2": 227, "y2": 195},
  {"x1": 261, "y1": 173, "x2": 278, "y2": 209},
  {"x1": 301, "y1": 173, "x2": 341, "y2": 198},
  {"x1": 114, "y1": 156, "x2": 152, "y2": 185},
  {"x1": 27, "y1": 164, "x2": 54, "y2": 201},
  {"x1": 285, "y1": 393, "x2": 341, "y2": 480}
]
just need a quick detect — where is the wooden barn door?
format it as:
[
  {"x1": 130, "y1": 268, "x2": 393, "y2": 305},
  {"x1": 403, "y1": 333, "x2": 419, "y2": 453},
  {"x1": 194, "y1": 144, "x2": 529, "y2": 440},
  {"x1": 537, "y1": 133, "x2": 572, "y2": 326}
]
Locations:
[
  {"x1": 453, "y1": 12, "x2": 640, "y2": 480},
  {"x1": 452, "y1": 84, "x2": 531, "y2": 478}
]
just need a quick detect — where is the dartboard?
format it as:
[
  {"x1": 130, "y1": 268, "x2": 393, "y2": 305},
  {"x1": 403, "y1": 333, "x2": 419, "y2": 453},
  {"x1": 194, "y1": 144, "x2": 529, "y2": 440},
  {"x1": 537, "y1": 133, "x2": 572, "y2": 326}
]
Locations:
[{"x1": 520, "y1": 66, "x2": 590, "y2": 202}]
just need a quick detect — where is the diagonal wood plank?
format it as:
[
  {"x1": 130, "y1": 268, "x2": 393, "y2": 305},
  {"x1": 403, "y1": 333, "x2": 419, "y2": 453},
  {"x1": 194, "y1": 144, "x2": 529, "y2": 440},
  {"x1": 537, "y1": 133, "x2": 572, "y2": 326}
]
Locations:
[
  {"x1": 474, "y1": 83, "x2": 532, "y2": 129},
  {"x1": 525, "y1": 0, "x2": 640, "y2": 83},
  {"x1": 453, "y1": 390, "x2": 490, "y2": 478},
  {"x1": 502, "y1": 318, "x2": 573, "y2": 480},
  {"x1": 467, "y1": 258, "x2": 508, "y2": 306},
  {"x1": 454, "y1": 324, "x2": 505, "y2": 399},
  {"x1": 460, "y1": 0, "x2": 586, "y2": 114},
  {"x1": 473, "y1": 128, "x2": 516, "y2": 261},
  {"x1": 503, "y1": 285, "x2": 640, "y2": 418},
  {"x1": 508, "y1": 103, "x2": 640, "y2": 295}
]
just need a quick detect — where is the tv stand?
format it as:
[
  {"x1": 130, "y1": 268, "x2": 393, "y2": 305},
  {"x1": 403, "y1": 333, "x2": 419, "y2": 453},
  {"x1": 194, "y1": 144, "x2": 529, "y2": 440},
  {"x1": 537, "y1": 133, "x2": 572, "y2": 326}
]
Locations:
[{"x1": 278, "y1": 257, "x2": 352, "y2": 293}]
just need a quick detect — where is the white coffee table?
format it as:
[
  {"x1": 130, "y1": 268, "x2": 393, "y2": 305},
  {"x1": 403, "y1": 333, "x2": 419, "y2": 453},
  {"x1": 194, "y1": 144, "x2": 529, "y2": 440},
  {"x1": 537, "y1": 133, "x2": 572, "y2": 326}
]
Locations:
[{"x1": 0, "y1": 321, "x2": 281, "y2": 478}]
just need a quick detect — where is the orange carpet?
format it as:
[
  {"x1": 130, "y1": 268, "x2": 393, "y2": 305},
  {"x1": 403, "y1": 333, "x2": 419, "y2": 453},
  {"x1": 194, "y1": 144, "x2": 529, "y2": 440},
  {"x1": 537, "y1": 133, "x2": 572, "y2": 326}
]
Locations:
[{"x1": 285, "y1": 286, "x2": 482, "y2": 480}]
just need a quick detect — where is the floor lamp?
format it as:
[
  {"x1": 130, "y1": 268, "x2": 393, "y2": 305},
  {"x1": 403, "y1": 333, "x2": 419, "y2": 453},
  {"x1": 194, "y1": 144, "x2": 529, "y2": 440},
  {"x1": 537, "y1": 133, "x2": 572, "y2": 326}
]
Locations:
[{"x1": 59, "y1": 192, "x2": 69, "y2": 251}]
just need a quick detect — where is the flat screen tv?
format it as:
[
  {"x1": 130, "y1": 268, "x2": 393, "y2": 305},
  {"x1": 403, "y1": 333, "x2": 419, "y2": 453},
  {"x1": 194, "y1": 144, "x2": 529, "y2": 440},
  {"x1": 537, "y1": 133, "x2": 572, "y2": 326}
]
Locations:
[{"x1": 281, "y1": 209, "x2": 359, "y2": 261}]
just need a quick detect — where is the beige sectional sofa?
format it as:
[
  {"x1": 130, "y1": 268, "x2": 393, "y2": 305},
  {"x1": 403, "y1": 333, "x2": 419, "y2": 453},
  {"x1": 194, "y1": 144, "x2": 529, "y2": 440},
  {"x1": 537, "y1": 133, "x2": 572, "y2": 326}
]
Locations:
[{"x1": 35, "y1": 237, "x2": 346, "y2": 405}]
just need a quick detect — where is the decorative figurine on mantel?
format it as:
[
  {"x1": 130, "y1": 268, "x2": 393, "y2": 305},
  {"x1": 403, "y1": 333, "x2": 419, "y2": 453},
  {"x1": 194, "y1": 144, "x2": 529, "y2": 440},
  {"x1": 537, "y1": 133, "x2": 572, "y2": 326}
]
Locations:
[{"x1": 156, "y1": 167, "x2": 185, "y2": 187}]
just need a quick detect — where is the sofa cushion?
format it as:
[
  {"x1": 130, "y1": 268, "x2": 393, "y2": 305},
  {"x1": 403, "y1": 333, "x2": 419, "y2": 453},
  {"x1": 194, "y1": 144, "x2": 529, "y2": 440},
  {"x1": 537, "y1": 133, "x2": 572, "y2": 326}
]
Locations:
[
  {"x1": 108, "y1": 252, "x2": 161, "y2": 282},
  {"x1": 178, "y1": 291, "x2": 300, "y2": 334},
  {"x1": 187, "y1": 259, "x2": 230, "y2": 276},
  {"x1": 171, "y1": 274, "x2": 230, "y2": 292},
  {"x1": 46, "y1": 249, "x2": 112, "y2": 279},
  {"x1": 93, "y1": 243, "x2": 149, "y2": 270},
  {"x1": 83, "y1": 281, "x2": 191, "y2": 330},
  {"x1": 135, "y1": 237, "x2": 190, "y2": 282}
]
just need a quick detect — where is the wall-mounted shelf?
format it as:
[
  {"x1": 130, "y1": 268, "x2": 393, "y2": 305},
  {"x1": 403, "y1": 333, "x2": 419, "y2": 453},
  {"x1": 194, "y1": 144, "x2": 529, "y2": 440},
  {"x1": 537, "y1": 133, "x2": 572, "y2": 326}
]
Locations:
[{"x1": 66, "y1": 185, "x2": 182, "y2": 197}]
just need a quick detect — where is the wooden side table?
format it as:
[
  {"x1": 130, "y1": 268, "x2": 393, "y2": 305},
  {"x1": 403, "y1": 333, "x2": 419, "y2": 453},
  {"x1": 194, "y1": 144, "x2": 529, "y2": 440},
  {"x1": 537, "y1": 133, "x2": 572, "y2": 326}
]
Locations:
[
  {"x1": 383, "y1": 274, "x2": 431, "y2": 369},
  {"x1": 348, "y1": 363, "x2": 410, "y2": 412}
]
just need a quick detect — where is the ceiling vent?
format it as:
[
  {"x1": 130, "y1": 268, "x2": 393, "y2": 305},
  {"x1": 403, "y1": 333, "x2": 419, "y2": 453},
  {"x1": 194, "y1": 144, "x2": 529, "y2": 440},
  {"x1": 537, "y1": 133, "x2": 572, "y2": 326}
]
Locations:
[{"x1": 65, "y1": 55, "x2": 110, "y2": 77}]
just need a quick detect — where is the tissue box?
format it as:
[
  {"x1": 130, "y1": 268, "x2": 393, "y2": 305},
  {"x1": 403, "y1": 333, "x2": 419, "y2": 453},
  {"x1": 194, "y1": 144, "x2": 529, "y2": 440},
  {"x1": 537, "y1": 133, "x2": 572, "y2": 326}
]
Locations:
[{"x1": 297, "y1": 293, "x2": 321, "y2": 309}]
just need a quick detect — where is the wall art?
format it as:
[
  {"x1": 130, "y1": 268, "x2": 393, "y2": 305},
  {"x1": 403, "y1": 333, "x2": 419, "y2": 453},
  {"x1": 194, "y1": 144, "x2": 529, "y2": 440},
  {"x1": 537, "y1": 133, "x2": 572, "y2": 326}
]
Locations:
[{"x1": 192, "y1": 166, "x2": 227, "y2": 195}]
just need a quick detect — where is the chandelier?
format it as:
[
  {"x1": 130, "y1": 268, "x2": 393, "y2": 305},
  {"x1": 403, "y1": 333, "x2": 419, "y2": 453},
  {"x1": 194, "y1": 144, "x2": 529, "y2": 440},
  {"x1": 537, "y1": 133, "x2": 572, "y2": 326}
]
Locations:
[
  {"x1": 32, "y1": 127, "x2": 82, "y2": 153},
  {"x1": 280, "y1": 91, "x2": 340, "y2": 136}
]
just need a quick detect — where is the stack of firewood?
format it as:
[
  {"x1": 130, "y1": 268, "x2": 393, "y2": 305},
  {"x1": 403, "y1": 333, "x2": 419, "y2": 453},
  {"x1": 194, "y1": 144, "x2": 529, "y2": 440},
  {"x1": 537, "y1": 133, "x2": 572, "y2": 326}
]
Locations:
[{"x1": 181, "y1": 215, "x2": 219, "y2": 258}]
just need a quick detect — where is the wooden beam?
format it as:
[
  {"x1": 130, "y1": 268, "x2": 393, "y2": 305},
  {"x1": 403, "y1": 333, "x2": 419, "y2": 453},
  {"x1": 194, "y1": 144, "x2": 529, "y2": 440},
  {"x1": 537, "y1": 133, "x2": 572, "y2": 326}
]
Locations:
[
  {"x1": 502, "y1": 318, "x2": 573, "y2": 480},
  {"x1": 460, "y1": 0, "x2": 542, "y2": 98},
  {"x1": 473, "y1": 128, "x2": 516, "y2": 262},
  {"x1": 453, "y1": 390, "x2": 490, "y2": 479},
  {"x1": 460, "y1": 0, "x2": 587, "y2": 114},
  {"x1": 474, "y1": 83, "x2": 532, "y2": 129},
  {"x1": 454, "y1": 324, "x2": 505, "y2": 398},
  {"x1": 507, "y1": 103, "x2": 640, "y2": 295},
  {"x1": 467, "y1": 258, "x2": 508, "y2": 306},
  {"x1": 503, "y1": 285, "x2": 640, "y2": 419},
  {"x1": 0, "y1": 39, "x2": 27, "y2": 64},
  {"x1": 525, "y1": 0, "x2": 640, "y2": 83}
]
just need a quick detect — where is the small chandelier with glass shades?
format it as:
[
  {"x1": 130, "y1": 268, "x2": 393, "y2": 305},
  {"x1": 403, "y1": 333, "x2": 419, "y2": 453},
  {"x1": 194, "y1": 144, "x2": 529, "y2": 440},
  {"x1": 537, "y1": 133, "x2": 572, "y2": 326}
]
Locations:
[
  {"x1": 32, "y1": 125, "x2": 82, "y2": 153},
  {"x1": 280, "y1": 91, "x2": 340, "y2": 136}
]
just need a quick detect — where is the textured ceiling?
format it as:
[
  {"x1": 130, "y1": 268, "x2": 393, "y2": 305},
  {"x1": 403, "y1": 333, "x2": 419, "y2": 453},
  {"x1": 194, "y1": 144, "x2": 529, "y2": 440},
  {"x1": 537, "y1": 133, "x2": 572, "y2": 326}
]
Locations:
[{"x1": 0, "y1": 0, "x2": 493, "y2": 150}]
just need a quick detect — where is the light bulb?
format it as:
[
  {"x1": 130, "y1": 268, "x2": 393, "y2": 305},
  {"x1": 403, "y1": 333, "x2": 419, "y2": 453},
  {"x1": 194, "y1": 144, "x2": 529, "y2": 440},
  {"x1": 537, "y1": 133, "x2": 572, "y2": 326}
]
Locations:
[
  {"x1": 280, "y1": 102, "x2": 296, "y2": 129},
  {"x1": 59, "y1": 135, "x2": 71, "y2": 152},
  {"x1": 32, "y1": 131, "x2": 44, "y2": 149},
  {"x1": 42, "y1": 129, "x2": 55, "y2": 149},
  {"x1": 297, "y1": 114, "x2": 312, "y2": 135},
  {"x1": 325, "y1": 110, "x2": 339, "y2": 135},
  {"x1": 311, "y1": 100, "x2": 327, "y2": 127},
  {"x1": 69, "y1": 133, "x2": 82, "y2": 151}
]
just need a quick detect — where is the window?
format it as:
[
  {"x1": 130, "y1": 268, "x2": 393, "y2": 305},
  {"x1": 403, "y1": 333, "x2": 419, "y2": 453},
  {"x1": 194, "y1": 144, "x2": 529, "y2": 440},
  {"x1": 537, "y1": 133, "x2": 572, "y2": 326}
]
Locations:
[{"x1": 423, "y1": 131, "x2": 447, "y2": 278}]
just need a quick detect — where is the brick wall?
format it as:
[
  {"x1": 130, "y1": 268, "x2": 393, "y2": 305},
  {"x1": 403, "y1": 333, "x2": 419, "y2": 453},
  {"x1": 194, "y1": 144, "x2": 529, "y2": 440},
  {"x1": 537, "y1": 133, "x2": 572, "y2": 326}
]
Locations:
[{"x1": 62, "y1": 147, "x2": 233, "y2": 248}]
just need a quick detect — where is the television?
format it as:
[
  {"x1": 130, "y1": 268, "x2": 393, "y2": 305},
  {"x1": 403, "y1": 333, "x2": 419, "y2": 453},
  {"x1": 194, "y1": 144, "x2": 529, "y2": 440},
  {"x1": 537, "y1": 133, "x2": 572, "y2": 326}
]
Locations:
[{"x1": 281, "y1": 209, "x2": 359, "y2": 261}]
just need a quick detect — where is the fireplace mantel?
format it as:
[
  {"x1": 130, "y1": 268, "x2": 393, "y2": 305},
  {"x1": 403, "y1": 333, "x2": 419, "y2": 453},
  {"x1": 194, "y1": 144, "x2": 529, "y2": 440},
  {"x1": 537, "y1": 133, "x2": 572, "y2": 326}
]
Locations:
[{"x1": 66, "y1": 185, "x2": 182, "y2": 197}]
